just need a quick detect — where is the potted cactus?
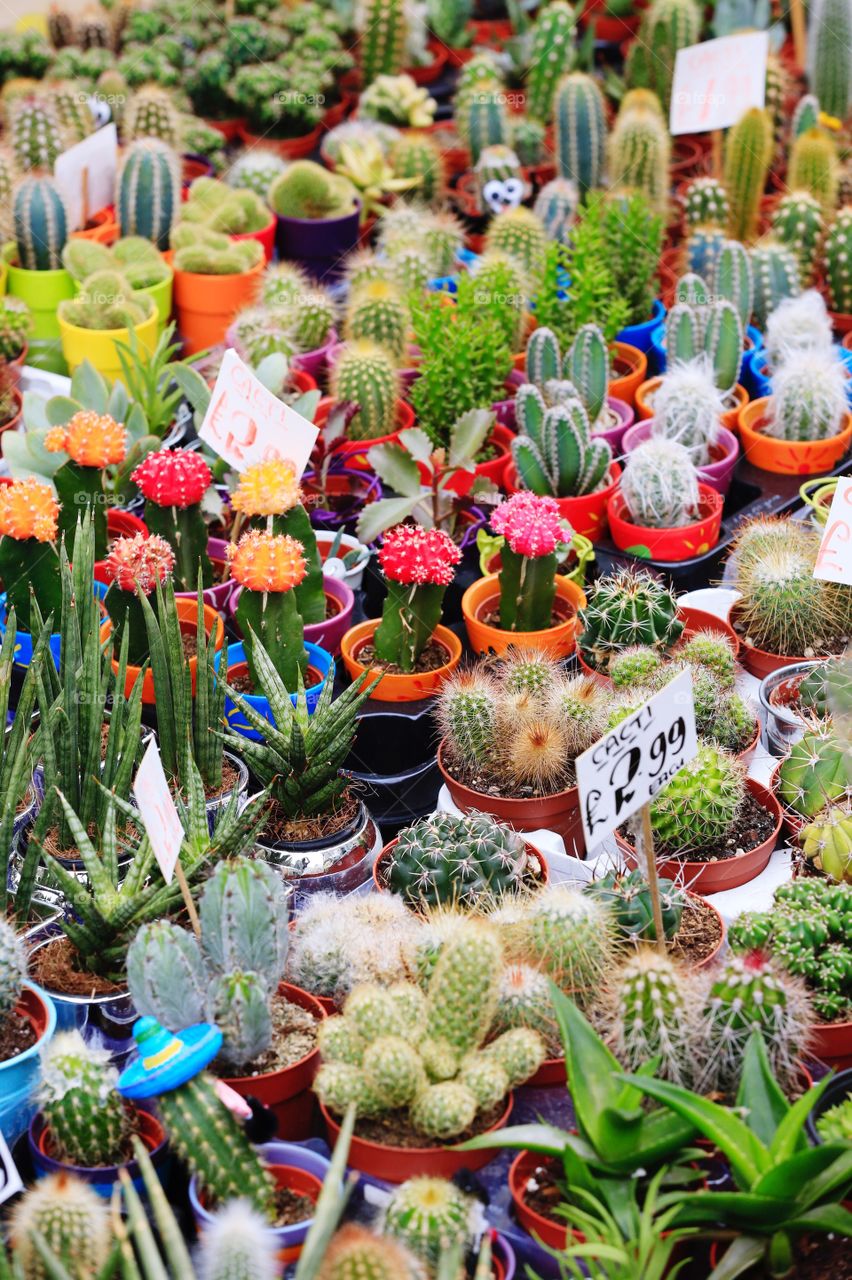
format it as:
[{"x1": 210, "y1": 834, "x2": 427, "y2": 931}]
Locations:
[
  {"x1": 130, "y1": 450, "x2": 213, "y2": 593},
  {"x1": 326, "y1": 340, "x2": 415, "y2": 463},
  {"x1": 62, "y1": 237, "x2": 174, "y2": 337},
  {"x1": 608, "y1": 438, "x2": 724, "y2": 562},
  {"x1": 0, "y1": 295, "x2": 32, "y2": 386},
  {"x1": 775, "y1": 723, "x2": 851, "y2": 838},
  {"x1": 824, "y1": 206, "x2": 852, "y2": 335},
  {"x1": 0, "y1": 918, "x2": 57, "y2": 1143},
  {"x1": 269, "y1": 161, "x2": 360, "y2": 281},
  {"x1": 56, "y1": 269, "x2": 158, "y2": 384},
  {"x1": 436, "y1": 652, "x2": 612, "y2": 850},
  {"x1": 4, "y1": 172, "x2": 75, "y2": 344},
  {"x1": 314, "y1": 921, "x2": 546, "y2": 1181},
  {"x1": 521, "y1": 325, "x2": 635, "y2": 451},
  {"x1": 180, "y1": 176, "x2": 277, "y2": 263},
  {"x1": 115, "y1": 139, "x2": 181, "y2": 253},
  {"x1": 341, "y1": 523, "x2": 462, "y2": 701},
  {"x1": 462, "y1": 493, "x2": 586, "y2": 659},
  {"x1": 28, "y1": 1030, "x2": 168, "y2": 1195},
  {"x1": 0, "y1": 477, "x2": 62, "y2": 648},
  {"x1": 127, "y1": 857, "x2": 325, "y2": 1138},
  {"x1": 739, "y1": 347, "x2": 852, "y2": 475},
  {"x1": 171, "y1": 223, "x2": 265, "y2": 354}
]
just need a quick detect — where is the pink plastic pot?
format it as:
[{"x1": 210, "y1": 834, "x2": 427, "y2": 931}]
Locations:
[
  {"x1": 292, "y1": 328, "x2": 339, "y2": 382},
  {"x1": 230, "y1": 573, "x2": 355, "y2": 657},
  {"x1": 497, "y1": 386, "x2": 634, "y2": 448},
  {"x1": 175, "y1": 536, "x2": 235, "y2": 612},
  {"x1": 621, "y1": 420, "x2": 740, "y2": 495}
]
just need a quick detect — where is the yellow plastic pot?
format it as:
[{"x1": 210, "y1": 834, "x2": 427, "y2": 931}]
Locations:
[
  {"x1": 0, "y1": 259, "x2": 7, "y2": 297},
  {"x1": 3, "y1": 243, "x2": 74, "y2": 341},
  {"x1": 58, "y1": 306, "x2": 159, "y2": 381}
]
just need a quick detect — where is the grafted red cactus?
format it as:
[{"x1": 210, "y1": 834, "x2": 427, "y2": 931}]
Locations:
[
  {"x1": 131, "y1": 450, "x2": 212, "y2": 509},
  {"x1": 373, "y1": 525, "x2": 461, "y2": 672},
  {"x1": 107, "y1": 532, "x2": 174, "y2": 594},
  {"x1": 378, "y1": 525, "x2": 462, "y2": 586},
  {"x1": 491, "y1": 492, "x2": 566, "y2": 558}
]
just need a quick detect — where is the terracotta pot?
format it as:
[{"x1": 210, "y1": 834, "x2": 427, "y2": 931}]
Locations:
[
  {"x1": 437, "y1": 740, "x2": 585, "y2": 854},
  {"x1": 728, "y1": 602, "x2": 831, "y2": 680},
  {"x1": 607, "y1": 484, "x2": 724, "y2": 562},
  {"x1": 461, "y1": 574, "x2": 586, "y2": 660},
  {"x1": 1, "y1": 344, "x2": 26, "y2": 390},
  {"x1": 636, "y1": 376, "x2": 748, "y2": 435},
  {"x1": 809, "y1": 1018, "x2": 852, "y2": 1072},
  {"x1": 503, "y1": 461, "x2": 622, "y2": 541},
  {"x1": 320, "y1": 1095, "x2": 513, "y2": 1183},
  {"x1": 622, "y1": 420, "x2": 740, "y2": 495},
  {"x1": 0, "y1": 386, "x2": 22, "y2": 438},
  {"x1": 509, "y1": 1151, "x2": 574, "y2": 1250},
  {"x1": 312, "y1": 395, "x2": 415, "y2": 468},
  {"x1": 738, "y1": 398, "x2": 852, "y2": 475},
  {"x1": 236, "y1": 120, "x2": 323, "y2": 158},
  {"x1": 173, "y1": 257, "x2": 265, "y2": 355},
  {"x1": 101, "y1": 597, "x2": 225, "y2": 704},
  {"x1": 617, "y1": 778, "x2": 782, "y2": 894},
  {"x1": 93, "y1": 509, "x2": 149, "y2": 583},
  {"x1": 525, "y1": 1057, "x2": 567, "y2": 1087},
  {"x1": 202, "y1": 115, "x2": 244, "y2": 141},
  {"x1": 321, "y1": 91, "x2": 356, "y2": 130},
  {"x1": 340, "y1": 620, "x2": 462, "y2": 702},
  {"x1": 609, "y1": 341, "x2": 648, "y2": 408},
  {"x1": 830, "y1": 309, "x2": 852, "y2": 338},
  {"x1": 372, "y1": 836, "x2": 549, "y2": 895},
  {"x1": 223, "y1": 983, "x2": 325, "y2": 1140},
  {"x1": 29, "y1": 1108, "x2": 167, "y2": 1196}
]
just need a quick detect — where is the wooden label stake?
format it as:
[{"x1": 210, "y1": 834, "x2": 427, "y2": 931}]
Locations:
[{"x1": 637, "y1": 803, "x2": 667, "y2": 953}]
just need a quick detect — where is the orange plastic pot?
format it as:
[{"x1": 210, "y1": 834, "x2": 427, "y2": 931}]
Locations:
[
  {"x1": 101, "y1": 597, "x2": 224, "y2": 704},
  {"x1": 738, "y1": 397, "x2": 852, "y2": 475},
  {"x1": 231, "y1": 212, "x2": 277, "y2": 263},
  {"x1": 607, "y1": 484, "x2": 724, "y2": 562},
  {"x1": 223, "y1": 983, "x2": 325, "y2": 1139},
  {"x1": 173, "y1": 257, "x2": 265, "y2": 354},
  {"x1": 503, "y1": 462, "x2": 622, "y2": 541},
  {"x1": 340, "y1": 620, "x2": 462, "y2": 702},
  {"x1": 842, "y1": 330, "x2": 852, "y2": 350},
  {"x1": 236, "y1": 121, "x2": 323, "y2": 158},
  {"x1": 461, "y1": 574, "x2": 586, "y2": 659},
  {"x1": 608, "y1": 341, "x2": 647, "y2": 408},
  {"x1": 636, "y1": 376, "x2": 748, "y2": 433},
  {"x1": 617, "y1": 778, "x2": 782, "y2": 894},
  {"x1": 321, "y1": 1095, "x2": 513, "y2": 1183}
]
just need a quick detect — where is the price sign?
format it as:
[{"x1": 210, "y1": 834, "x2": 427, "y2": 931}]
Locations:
[
  {"x1": 813, "y1": 477, "x2": 852, "y2": 585},
  {"x1": 0, "y1": 1127, "x2": 24, "y2": 1204},
  {"x1": 669, "y1": 32, "x2": 768, "y2": 135},
  {"x1": 198, "y1": 349, "x2": 318, "y2": 476},
  {"x1": 133, "y1": 739, "x2": 184, "y2": 885},
  {"x1": 576, "y1": 668, "x2": 698, "y2": 849},
  {"x1": 54, "y1": 124, "x2": 118, "y2": 231}
]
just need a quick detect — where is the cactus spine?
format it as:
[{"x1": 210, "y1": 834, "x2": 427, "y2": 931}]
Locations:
[
  {"x1": 533, "y1": 177, "x2": 579, "y2": 245},
  {"x1": 386, "y1": 812, "x2": 533, "y2": 909},
  {"x1": 650, "y1": 742, "x2": 747, "y2": 851},
  {"x1": 608, "y1": 97, "x2": 671, "y2": 214},
  {"x1": 196, "y1": 1201, "x2": 280, "y2": 1280},
  {"x1": 117, "y1": 139, "x2": 180, "y2": 250},
  {"x1": 724, "y1": 108, "x2": 773, "y2": 243},
  {"x1": 10, "y1": 1174, "x2": 111, "y2": 1280},
  {"x1": 512, "y1": 387, "x2": 613, "y2": 498},
  {"x1": 713, "y1": 239, "x2": 754, "y2": 330},
  {"x1": 825, "y1": 207, "x2": 852, "y2": 315},
  {"x1": 37, "y1": 1031, "x2": 131, "y2": 1167},
  {"x1": 526, "y1": 1, "x2": 577, "y2": 121},
  {"x1": 0, "y1": 918, "x2": 26, "y2": 1015},
  {"x1": 360, "y1": 0, "x2": 407, "y2": 84},
  {"x1": 465, "y1": 89, "x2": 509, "y2": 163},
  {"x1": 330, "y1": 340, "x2": 400, "y2": 440},
  {"x1": 425, "y1": 924, "x2": 502, "y2": 1057},
  {"x1": 318, "y1": 1225, "x2": 428, "y2": 1280},
  {"x1": 767, "y1": 349, "x2": 848, "y2": 442},
  {"x1": 682, "y1": 176, "x2": 729, "y2": 229},
  {"x1": 620, "y1": 438, "x2": 701, "y2": 529},
  {"x1": 553, "y1": 72, "x2": 606, "y2": 194},
  {"x1": 13, "y1": 175, "x2": 69, "y2": 271},
  {"x1": 607, "y1": 950, "x2": 700, "y2": 1086},
  {"x1": 578, "y1": 569, "x2": 684, "y2": 671}
]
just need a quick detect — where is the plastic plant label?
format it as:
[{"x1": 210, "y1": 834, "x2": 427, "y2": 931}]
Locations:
[
  {"x1": 198, "y1": 349, "x2": 319, "y2": 476},
  {"x1": 669, "y1": 32, "x2": 768, "y2": 135},
  {"x1": 133, "y1": 739, "x2": 184, "y2": 885},
  {"x1": 813, "y1": 478, "x2": 852, "y2": 585},
  {"x1": 0, "y1": 1127, "x2": 24, "y2": 1204},
  {"x1": 576, "y1": 668, "x2": 698, "y2": 848},
  {"x1": 54, "y1": 123, "x2": 118, "y2": 231}
]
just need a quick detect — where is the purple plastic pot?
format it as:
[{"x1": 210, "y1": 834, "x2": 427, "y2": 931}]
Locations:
[
  {"x1": 175, "y1": 536, "x2": 235, "y2": 612},
  {"x1": 622, "y1": 418, "x2": 740, "y2": 494},
  {"x1": 303, "y1": 467, "x2": 383, "y2": 533},
  {"x1": 492, "y1": 370, "x2": 525, "y2": 427},
  {"x1": 292, "y1": 327, "x2": 339, "y2": 382},
  {"x1": 494, "y1": 1233, "x2": 517, "y2": 1280},
  {"x1": 275, "y1": 203, "x2": 361, "y2": 282},
  {"x1": 230, "y1": 573, "x2": 355, "y2": 657},
  {"x1": 496, "y1": 382, "x2": 634, "y2": 450},
  {"x1": 28, "y1": 1109, "x2": 169, "y2": 1198}
]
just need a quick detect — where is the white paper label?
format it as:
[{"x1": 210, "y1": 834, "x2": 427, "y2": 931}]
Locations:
[
  {"x1": 0, "y1": 1127, "x2": 24, "y2": 1204},
  {"x1": 54, "y1": 124, "x2": 118, "y2": 231},
  {"x1": 576, "y1": 668, "x2": 698, "y2": 847},
  {"x1": 669, "y1": 32, "x2": 768, "y2": 135},
  {"x1": 198, "y1": 349, "x2": 319, "y2": 476},
  {"x1": 813, "y1": 477, "x2": 852, "y2": 585},
  {"x1": 133, "y1": 739, "x2": 184, "y2": 885}
]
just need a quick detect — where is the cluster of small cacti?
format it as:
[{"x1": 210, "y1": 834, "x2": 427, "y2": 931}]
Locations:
[
  {"x1": 664, "y1": 273, "x2": 744, "y2": 397},
  {"x1": 438, "y1": 650, "x2": 613, "y2": 793},
  {"x1": 385, "y1": 812, "x2": 539, "y2": 910},
  {"x1": 123, "y1": 84, "x2": 180, "y2": 146},
  {"x1": 260, "y1": 262, "x2": 337, "y2": 352},
  {"x1": 314, "y1": 923, "x2": 546, "y2": 1136},
  {"x1": 288, "y1": 893, "x2": 422, "y2": 1001},
  {"x1": 171, "y1": 223, "x2": 264, "y2": 275},
  {"x1": 180, "y1": 176, "x2": 271, "y2": 236},
  {"x1": 58, "y1": 268, "x2": 155, "y2": 331}
]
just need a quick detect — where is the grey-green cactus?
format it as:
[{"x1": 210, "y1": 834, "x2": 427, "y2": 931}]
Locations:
[
  {"x1": 117, "y1": 138, "x2": 181, "y2": 251},
  {"x1": 13, "y1": 175, "x2": 69, "y2": 271},
  {"x1": 553, "y1": 71, "x2": 606, "y2": 194}
]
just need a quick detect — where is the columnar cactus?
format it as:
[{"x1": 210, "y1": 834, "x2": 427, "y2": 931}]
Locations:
[
  {"x1": 10, "y1": 1174, "x2": 111, "y2": 1280},
  {"x1": 386, "y1": 812, "x2": 533, "y2": 909},
  {"x1": 0, "y1": 918, "x2": 26, "y2": 1016},
  {"x1": 713, "y1": 239, "x2": 754, "y2": 329},
  {"x1": 665, "y1": 297, "x2": 742, "y2": 396},
  {"x1": 124, "y1": 84, "x2": 180, "y2": 145},
  {"x1": 483, "y1": 206, "x2": 546, "y2": 276},
  {"x1": 526, "y1": 1, "x2": 577, "y2": 120},
  {"x1": 465, "y1": 88, "x2": 509, "y2": 163},
  {"x1": 330, "y1": 340, "x2": 400, "y2": 440},
  {"x1": 607, "y1": 950, "x2": 699, "y2": 1086},
  {"x1": 503, "y1": 886, "x2": 616, "y2": 994},
  {"x1": 608, "y1": 98, "x2": 671, "y2": 214},
  {"x1": 513, "y1": 383, "x2": 612, "y2": 498},
  {"x1": 578, "y1": 569, "x2": 684, "y2": 670},
  {"x1": 511, "y1": 115, "x2": 546, "y2": 167},
  {"x1": 382, "y1": 1178, "x2": 474, "y2": 1272},
  {"x1": 360, "y1": 0, "x2": 407, "y2": 83},
  {"x1": 650, "y1": 742, "x2": 747, "y2": 851},
  {"x1": 52, "y1": 80, "x2": 92, "y2": 145},
  {"x1": 789, "y1": 128, "x2": 839, "y2": 215},
  {"x1": 553, "y1": 71, "x2": 606, "y2": 194},
  {"x1": 807, "y1": 0, "x2": 852, "y2": 121},
  {"x1": 767, "y1": 349, "x2": 849, "y2": 442},
  {"x1": 372, "y1": 525, "x2": 461, "y2": 671},
  {"x1": 686, "y1": 226, "x2": 726, "y2": 280},
  {"x1": 533, "y1": 177, "x2": 579, "y2": 245},
  {"x1": 626, "y1": 0, "x2": 701, "y2": 104},
  {"x1": 10, "y1": 97, "x2": 62, "y2": 171},
  {"x1": 200, "y1": 858, "x2": 290, "y2": 979},
  {"x1": 620, "y1": 438, "x2": 701, "y2": 529},
  {"x1": 37, "y1": 1032, "x2": 131, "y2": 1168},
  {"x1": 345, "y1": 279, "x2": 409, "y2": 360},
  {"x1": 682, "y1": 176, "x2": 729, "y2": 229},
  {"x1": 13, "y1": 174, "x2": 69, "y2": 273},
  {"x1": 117, "y1": 139, "x2": 180, "y2": 250},
  {"x1": 750, "y1": 241, "x2": 801, "y2": 329},
  {"x1": 724, "y1": 108, "x2": 773, "y2": 242},
  {"x1": 824, "y1": 207, "x2": 852, "y2": 315},
  {"x1": 771, "y1": 191, "x2": 824, "y2": 279},
  {"x1": 425, "y1": 924, "x2": 502, "y2": 1057}
]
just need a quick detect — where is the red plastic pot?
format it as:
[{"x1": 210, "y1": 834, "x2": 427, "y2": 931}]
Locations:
[
  {"x1": 438, "y1": 739, "x2": 586, "y2": 856},
  {"x1": 236, "y1": 121, "x2": 323, "y2": 159},
  {"x1": 93, "y1": 509, "x2": 149, "y2": 583},
  {"x1": 607, "y1": 483, "x2": 724, "y2": 563},
  {"x1": 431, "y1": 422, "x2": 514, "y2": 496},
  {"x1": 617, "y1": 778, "x2": 782, "y2": 894},
  {"x1": 830, "y1": 309, "x2": 852, "y2": 338},
  {"x1": 622, "y1": 420, "x2": 740, "y2": 495},
  {"x1": 320, "y1": 1095, "x2": 513, "y2": 1183},
  {"x1": 313, "y1": 395, "x2": 415, "y2": 468},
  {"x1": 504, "y1": 461, "x2": 622, "y2": 541},
  {"x1": 202, "y1": 116, "x2": 244, "y2": 142},
  {"x1": 406, "y1": 43, "x2": 448, "y2": 84},
  {"x1": 509, "y1": 1151, "x2": 575, "y2": 1250},
  {"x1": 223, "y1": 983, "x2": 325, "y2": 1140}
]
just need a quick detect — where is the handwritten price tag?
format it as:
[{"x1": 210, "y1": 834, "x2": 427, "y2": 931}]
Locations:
[
  {"x1": 813, "y1": 477, "x2": 852, "y2": 585},
  {"x1": 133, "y1": 740, "x2": 184, "y2": 885},
  {"x1": 54, "y1": 124, "x2": 118, "y2": 231},
  {"x1": 669, "y1": 32, "x2": 768, "y2": 135},
  {"x1": 198, "y1": 349, "x2": 318, "y2": 476},
  {"x1": 0, "y1": 1127, "x2": 24, "y2": 1204},
  {"x1": 576, "y1": 668, "x2": 698, "y2": 849}
]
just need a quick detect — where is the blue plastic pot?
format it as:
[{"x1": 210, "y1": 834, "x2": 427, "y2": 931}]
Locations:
[
  {"x1": 616, "y1": 299, "x2": 666, "y2": 353},
  {"x1": 0, "y1": 983, "x2": 57, "y2": 1143},
  {"x1": 0, "y1": 580, "x2": 108, "y2": 668},
  {"x1": 28, "y1": 1107, "x2": 169, "y2": 1198},
  {"x1": 648, "y1": 321, "x2": 763, "y2": 376},
  {"x1": 216, "y1": 641, "x2": 333, "y2": 741}
]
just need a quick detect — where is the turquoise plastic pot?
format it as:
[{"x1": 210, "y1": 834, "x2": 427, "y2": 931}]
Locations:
[
  {"x1": 216, "y1": 640, "x2": 333, "y2": 741},
  {"x1": 0, "y1": 983, "x2": 57, "y2": 1143}
]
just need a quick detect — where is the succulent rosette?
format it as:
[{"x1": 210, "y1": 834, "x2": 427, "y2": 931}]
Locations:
[
  {"x1": 490, "y1": 492, "x2": 571, "y2": 632},
  {"x1": 0, "y1": 479, "x2": 62, "y2": 634},
  {"x1": 231, "y1": 459, "x2": 324, "y2": 625},
  {"x1": 103, "y1": 532, "x2": 176, "y2": 665},
  {"x1": 45, "y1": 410, "x2": 129, "y2": 559},
  {"x1": 131, "y1": 450, "x2": 213, "y2": 592},
  {"x1": 372, "y1": 524, "x2": 461, "y2": 671},
  {"x1": 228, "y1": 529, "x2": 309, "y2": 688}
]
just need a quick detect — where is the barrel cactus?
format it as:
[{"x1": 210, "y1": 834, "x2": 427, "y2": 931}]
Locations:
[
  {"x1": 800, "y1": 805, "x2": 852, "y2": 883},
  {"x1": 13, "y1": 175, "x2": 69, "y2": 271},
  {"x1": 771, "y1": 191, "x2": 825, "y2": 279},
  {"x1": 606, "y1": 950, "x2": 700, "y2": 1086},
  {"x1": 578, "y1": 569, "x2": 684, "y2": 671},
  {"x1": 117, "y1": 138, "x2": 180, "y2": 250},
  {"x1": 650, "y1": 742, "x2": 747, "y2": 853},
  {"x1": 526, "y1": 1, "x2": 577, "y2": 120},
  {"x1": 725, "y1": 107, "x2": 773, "y2": 243},
  {"x1": 330, "y1": 340, "x2": 399, "y2": 440},
  {"x1": 778, "y1": 726, "x2": 851, "y2": 818},
  {"x1": 620, "y1": 438, "x2": 702, "y2": 529},
  {"x1": 386, "y1": 812, "x2": 534, "y2": 909},
  {"x1": 382, "y1": 1178, "x2": 475, "y2": 1272},
  {"x1": 10, "y1": 1174, "x2": 111, "y2": 1280}
]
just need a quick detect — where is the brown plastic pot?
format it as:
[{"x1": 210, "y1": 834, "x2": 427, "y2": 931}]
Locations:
[
  {"x1": 727, "y1": 602, "x2": 831, "y2": 680},
  {"x1": 340, "y1": 620, "x2": 462, "y2": 702},
  {"x1": 320, "y1": 1095, "x2": 513, "y2": 1183},
  {"x1": 437, "y1": 739, "x2": 586, "y2": 855},
  {"x1": 223, "y1": 983, "x2": 326, "y2": 1140},
  {"x1": 616, "y1": 778, "x2": 782, "y2": 894},
  {"x1": 372, "y1": 837, "x2": 549, "y2": 895},
  {"x1": 509, "y1": 1151, "x2": 576, "y2": 1250}
]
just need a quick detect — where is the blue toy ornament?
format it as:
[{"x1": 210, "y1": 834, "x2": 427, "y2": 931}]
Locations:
[{"x1": 117, "y1": 1016, "x2": 222, "y2": 1100}]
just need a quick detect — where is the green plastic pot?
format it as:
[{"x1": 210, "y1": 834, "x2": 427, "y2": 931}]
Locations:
[
  {"x1": 2, "y1": 243, "x2": 74, "y2": 341},
  {"x1": 139, "y1": 267, "x2": 173, "y2": 332}
]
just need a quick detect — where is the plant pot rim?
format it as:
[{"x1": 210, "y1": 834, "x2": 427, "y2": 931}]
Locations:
[
  {"x1": 319, "y1": 1094, "x2": 513, "y2": 1160},
  {"x1": 27, "y1": 936, "x2": 130, "y2": 1006},
  {"x1": 342, "y1": 619, "x2": 461, "y2": 675},
  {"x1": 757, "y1": 660, "x2": 829, "y2": 729},
  {"x1": 728, "y1": 602, "x2": 841, "y2": 670},
  {"x1": 461, "y1": 573, "x2": 585, "y2": 642},
  {"x1": 172, "y1": 256, "x2": 266, "y2": 283},
  {"x1": 274, "y1": 199, "x2": 361, "y2": 229},
  {"x1": 0, "y1": 982, "x2": 56, "y2": 1069},
  {"x1": 30, "y1": 1106, "x2": 166, "y2": 1176},
  {"x1": 372, "y1": 834, "x2": 549, "y2": 896},
  {"x1": 57, "y1": 308, "x2": 158, "y2": 338},
  {"x1": 739, "y1": 398, "x2": 852, "y2": 459},
  {"x1": 220, "y1": 982, "x2": 325, "y2": 1087},
  {"x1": 607, "y1": 483, "x2": 724, "y2": 558}
]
